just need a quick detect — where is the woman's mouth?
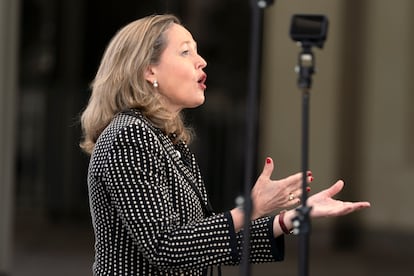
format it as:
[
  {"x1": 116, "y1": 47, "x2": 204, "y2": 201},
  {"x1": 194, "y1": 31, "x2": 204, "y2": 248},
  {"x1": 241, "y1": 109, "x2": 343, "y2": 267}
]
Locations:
[{"x1": 197, "y1": 74, "x2": 207, "y2": 90}]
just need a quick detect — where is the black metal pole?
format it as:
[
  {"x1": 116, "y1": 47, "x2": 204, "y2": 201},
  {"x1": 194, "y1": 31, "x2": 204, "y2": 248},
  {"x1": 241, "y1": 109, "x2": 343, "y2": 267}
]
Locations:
[
  {"x1": 240, "y1": 1, "x2": 274, "y2": 276},
  {"x1": 292, "y1": 47, "x2": 315, "y2": 276},
  {"x1": 298, "y1": 88, "x2": 311, "y2": 276}
]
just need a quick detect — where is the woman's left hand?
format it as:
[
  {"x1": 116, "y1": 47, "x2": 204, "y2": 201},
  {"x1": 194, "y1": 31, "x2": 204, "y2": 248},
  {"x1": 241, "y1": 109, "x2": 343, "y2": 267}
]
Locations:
[{"x1": 307, "y1": 180, "x2": 371, "y2": 218}]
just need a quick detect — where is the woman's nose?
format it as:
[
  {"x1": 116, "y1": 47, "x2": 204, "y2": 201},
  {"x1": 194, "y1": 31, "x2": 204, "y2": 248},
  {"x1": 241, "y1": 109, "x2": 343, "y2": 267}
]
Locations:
[{"x1": 197, "y1": 55, "x2": 207, "y2": 69}]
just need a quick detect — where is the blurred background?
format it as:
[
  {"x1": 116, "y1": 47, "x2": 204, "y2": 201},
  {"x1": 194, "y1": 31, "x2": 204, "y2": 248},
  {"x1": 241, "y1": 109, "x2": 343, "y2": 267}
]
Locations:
[{"x1": 0, "y1": 0, "x2": 413, "y2": 275}]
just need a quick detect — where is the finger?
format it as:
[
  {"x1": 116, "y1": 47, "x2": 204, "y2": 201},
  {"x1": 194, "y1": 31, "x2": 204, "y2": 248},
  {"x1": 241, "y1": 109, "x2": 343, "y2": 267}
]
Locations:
[
  {"x1": 283, "y1": 172, "x2": 312, "y2": 195},
  {"x1": 321, "y1": 180, "x2": 344, "y2": 198},
  {"x1": 338, "y1": 201, "x2": 370, "y2": 216},
  {"x1": 307, "y1": 171, "x2": 314, "y2": 184},
  {"x1": 260, "y1": 157, "x2": 274, "y2": 179},
  {"x1": 283, "y1": 172, "x2": 304, "y2": 188},
  {"x1": 291, "y1": 183, "x2": 312, "y2": 201},
  {"x1": 349, "y1": 201, "x2": 371, "y2": 209},
  {"x1": 287, "y1": 190, "x2": 302, "y2": 205}
]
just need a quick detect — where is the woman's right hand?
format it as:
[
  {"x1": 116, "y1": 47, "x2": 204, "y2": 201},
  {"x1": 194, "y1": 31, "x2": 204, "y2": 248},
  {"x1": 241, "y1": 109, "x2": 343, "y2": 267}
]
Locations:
[{"x1": 250, "y1": 157, "x2": 313, "y2": 219}]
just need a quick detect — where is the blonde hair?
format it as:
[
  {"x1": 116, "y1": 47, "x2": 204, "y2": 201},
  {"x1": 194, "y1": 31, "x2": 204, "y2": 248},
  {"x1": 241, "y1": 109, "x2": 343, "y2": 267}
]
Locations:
[{"x1": 80, "y1": 14, "x2": 193, "y2": 155}]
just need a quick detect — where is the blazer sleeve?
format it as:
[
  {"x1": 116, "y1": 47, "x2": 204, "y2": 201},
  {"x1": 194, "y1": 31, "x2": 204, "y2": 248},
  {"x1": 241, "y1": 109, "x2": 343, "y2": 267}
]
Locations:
[{"x1": 233, "y1": 215, "x2": 285, "y2": 264}]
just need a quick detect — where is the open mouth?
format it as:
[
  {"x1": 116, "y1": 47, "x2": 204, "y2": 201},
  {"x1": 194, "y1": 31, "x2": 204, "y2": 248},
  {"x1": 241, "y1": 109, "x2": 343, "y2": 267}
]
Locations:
[
  {"x1": 198, "y1": 74, "x2": 207, "y2": 84},
  {"x1": 197, "y1": 74, "x2": 207, "y2": 89}
]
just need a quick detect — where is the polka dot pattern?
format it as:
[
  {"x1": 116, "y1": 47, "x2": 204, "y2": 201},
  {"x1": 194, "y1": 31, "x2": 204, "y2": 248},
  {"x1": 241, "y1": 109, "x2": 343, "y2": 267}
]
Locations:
[{"x1": 87, "y1": 109, "x2": 285, "y2": 275}]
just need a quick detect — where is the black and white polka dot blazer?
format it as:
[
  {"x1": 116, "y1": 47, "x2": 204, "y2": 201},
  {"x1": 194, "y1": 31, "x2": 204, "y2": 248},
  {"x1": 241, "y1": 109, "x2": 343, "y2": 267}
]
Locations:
[{"x1": 87, "y1": 109, "x2": 285, "y2": 275}]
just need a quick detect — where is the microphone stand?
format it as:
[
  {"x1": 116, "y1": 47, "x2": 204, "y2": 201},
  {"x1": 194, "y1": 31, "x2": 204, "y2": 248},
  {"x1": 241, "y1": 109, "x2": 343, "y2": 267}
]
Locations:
[
  {"x1": 290, "y1": 14, "x2": 328, "y2": 276},
  {"x1": 240, "y1": 1, "x2": 274, "y2": 276},
  {"x1": 291, "y1": 44, "x2": 315, "y2": 276}
]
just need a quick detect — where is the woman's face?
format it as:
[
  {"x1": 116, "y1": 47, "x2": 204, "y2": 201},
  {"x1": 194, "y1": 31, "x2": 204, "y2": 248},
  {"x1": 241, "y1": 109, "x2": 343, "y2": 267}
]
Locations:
[{"x1": 146, "y1": 23, "x2": 207, "y2": 113}]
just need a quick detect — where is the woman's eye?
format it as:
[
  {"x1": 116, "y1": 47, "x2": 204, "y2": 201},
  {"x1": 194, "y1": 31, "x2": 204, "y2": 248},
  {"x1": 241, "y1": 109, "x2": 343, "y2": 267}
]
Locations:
[{"x1": 181, "y1": 50, "x2": 190, "y2": 56}]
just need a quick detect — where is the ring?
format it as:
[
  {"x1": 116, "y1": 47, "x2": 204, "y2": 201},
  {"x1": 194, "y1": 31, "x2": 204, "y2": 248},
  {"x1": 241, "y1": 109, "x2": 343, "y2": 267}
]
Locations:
[{"x1": 288, "y1": 193, "x2": 294, "y2": 201}]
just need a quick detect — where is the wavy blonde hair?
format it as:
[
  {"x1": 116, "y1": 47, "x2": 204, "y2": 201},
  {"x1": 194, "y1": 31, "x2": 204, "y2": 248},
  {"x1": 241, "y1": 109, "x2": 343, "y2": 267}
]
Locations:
[{"x1": 80, "y1": 14, "x2": 193, "y2": 155}]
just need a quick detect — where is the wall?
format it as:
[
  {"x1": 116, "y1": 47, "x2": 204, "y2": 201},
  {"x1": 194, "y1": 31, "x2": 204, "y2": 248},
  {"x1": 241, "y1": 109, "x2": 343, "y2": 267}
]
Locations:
[
  {"x1": 260, "y1": 0, "x2": 414, "y2": 234},
  {"x1": 361, "y1": 0, "x2": 414, "y2": 231}
]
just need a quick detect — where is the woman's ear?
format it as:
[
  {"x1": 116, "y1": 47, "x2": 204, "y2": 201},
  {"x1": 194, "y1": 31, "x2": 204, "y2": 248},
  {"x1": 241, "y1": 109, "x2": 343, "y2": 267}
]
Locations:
[{"x1": 144, "y1": 65, "x2": 156, "y2": 83}]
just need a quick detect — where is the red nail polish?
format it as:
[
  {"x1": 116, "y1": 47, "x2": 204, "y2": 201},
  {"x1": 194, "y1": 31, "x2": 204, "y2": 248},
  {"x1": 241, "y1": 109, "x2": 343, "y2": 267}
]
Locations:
[
  {"x1": 266, "y1": 157, "x2": 271, "y2": 164},
  {"x1": 309, "y1": 176, "x2": 314, "y2": 182},
  {"x1": 307, "y1": 171, "x2": 312, "y2": 177},
  {"x1": 306, "y1": 186, "x2": 311, "y2": 192}
]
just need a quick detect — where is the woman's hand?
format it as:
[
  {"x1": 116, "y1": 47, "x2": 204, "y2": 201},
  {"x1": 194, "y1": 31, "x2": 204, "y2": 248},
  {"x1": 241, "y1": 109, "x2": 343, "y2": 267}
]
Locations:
[
  {"x1": 272, "y1": 179, "x2": 371, "y2": 237},
  {"x1": 307, "y1": 180, "x2": 371, "y2": 218},
  {"x1": 250, "y1": 157, "x2": 313, "y2": 220}
]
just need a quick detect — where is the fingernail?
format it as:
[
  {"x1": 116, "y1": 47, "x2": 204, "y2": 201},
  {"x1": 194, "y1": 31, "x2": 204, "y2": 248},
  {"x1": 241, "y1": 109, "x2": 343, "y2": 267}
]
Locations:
[
  {"x1": 307, "y1": 171, "x2": 312, "y2": 177},
  {"x1": 266, "y1": 157, "x2": 271, "y2": 164},
  {"x1": 309, "y1": 176, "x2": 314, "y2": 182},
  {"x1": 307, "y1": 186, "x2": 311, "y2": 192}
]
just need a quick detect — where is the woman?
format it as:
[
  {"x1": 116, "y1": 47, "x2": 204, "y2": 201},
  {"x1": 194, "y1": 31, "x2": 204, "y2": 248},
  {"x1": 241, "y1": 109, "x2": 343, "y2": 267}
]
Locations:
[{"x1": 80, "y1": 14, "x2": 370, "y2": 275}]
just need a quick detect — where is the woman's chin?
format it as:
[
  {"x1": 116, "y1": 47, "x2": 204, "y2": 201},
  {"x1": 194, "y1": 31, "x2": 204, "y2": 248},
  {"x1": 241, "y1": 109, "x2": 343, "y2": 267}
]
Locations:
[{"x1": 191, "y1": 96, "x2": 205, "y2": 108}]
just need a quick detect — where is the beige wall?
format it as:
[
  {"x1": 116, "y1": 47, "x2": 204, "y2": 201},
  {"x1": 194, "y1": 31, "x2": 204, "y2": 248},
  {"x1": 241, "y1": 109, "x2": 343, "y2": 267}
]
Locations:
[
  {"x1": 260, "y1": 0, "x2": 414, "y2": 232},
  {"x1": 360, "y1": 0, "x2": 414, "y2": 231}
]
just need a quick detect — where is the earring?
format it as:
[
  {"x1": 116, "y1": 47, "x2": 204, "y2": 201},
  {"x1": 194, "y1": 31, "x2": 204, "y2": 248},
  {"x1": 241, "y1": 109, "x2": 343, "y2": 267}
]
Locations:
[{"x1": 153, "y1": 80, "x2": 159, "y2": 88}]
